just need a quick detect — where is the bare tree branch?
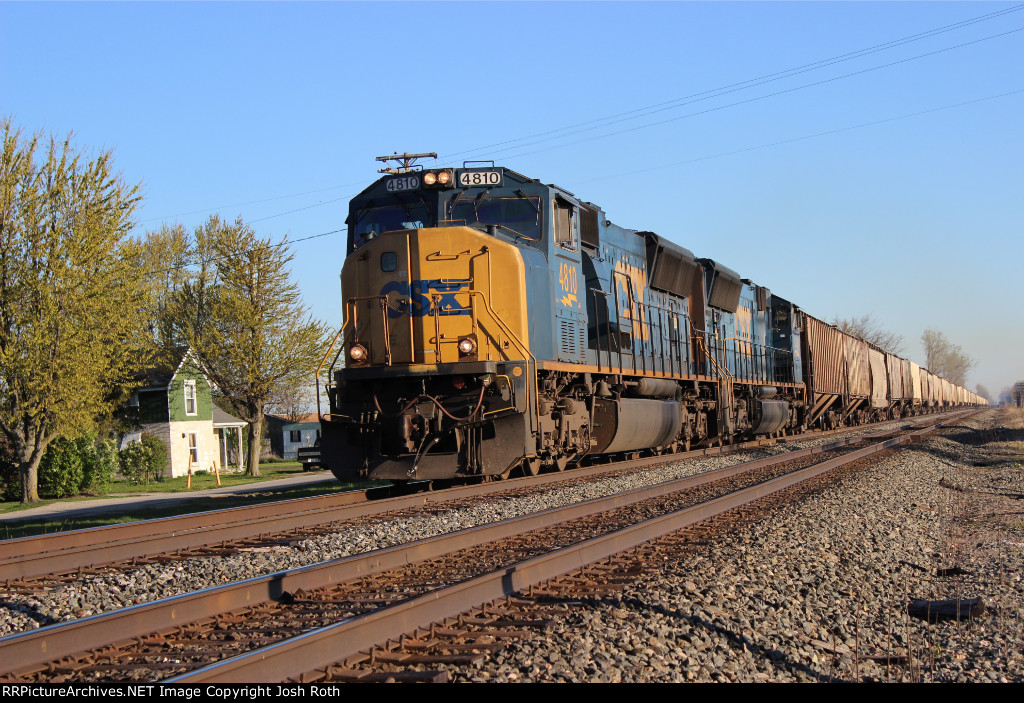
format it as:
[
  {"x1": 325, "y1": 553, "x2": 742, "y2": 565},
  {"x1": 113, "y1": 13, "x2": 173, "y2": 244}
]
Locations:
[{"x1": 831, "y1": 314, "x2": 905, "y2": 354}]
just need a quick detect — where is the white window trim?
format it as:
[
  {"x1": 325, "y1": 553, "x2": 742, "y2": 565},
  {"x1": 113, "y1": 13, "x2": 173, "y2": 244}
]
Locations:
[
  {"x1": 187, "y1": 431, "x2": 199, "y2": 465},
  {"x1": 184, "y1": 380, "x2": 197, "y2": 416}
]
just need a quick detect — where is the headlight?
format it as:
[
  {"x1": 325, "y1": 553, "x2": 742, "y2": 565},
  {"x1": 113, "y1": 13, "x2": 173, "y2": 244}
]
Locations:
[
  {"x1": 458, "y1": 336, "x2": 477, "y2": 356},
  {"x1": 349, "y1": 344, "x2": 368, "y2": 362},
  {"x1": 422, "y1": 169, "x2": 453, "y2": 189}
]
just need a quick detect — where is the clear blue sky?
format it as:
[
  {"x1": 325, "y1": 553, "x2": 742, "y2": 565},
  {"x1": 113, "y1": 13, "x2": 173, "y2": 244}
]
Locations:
[{"x1": 2, "y1": 1, "x2": 1021, "y2": 397}]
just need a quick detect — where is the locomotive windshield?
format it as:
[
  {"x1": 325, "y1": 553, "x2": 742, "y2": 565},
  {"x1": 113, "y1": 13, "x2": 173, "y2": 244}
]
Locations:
[
  {"x1": 446, "y1": 193, "x2": 542, "y2": 241},
  {"x1": 350, "y1": 200, "x2": 433, "y2": 250}
]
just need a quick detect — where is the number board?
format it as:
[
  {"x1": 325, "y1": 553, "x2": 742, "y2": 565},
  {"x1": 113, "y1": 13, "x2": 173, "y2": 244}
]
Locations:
[
  {"x1": 458, "y1": 170, "x2": 502, "y2": 187},
  {"x1": 386, "y1": 175, "x2": 420, "y2": 192}
]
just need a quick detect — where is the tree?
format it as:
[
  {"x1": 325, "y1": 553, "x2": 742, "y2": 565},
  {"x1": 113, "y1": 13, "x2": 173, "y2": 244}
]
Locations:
[
  {"x1": 139, "y1": 223, "x2": 192, "y2": 356},
  {"x1": 832, "y1": 314, "x2": 905, "y2": 354},
  {"x1": 975, "y1": 384, "x2": 992, "y2": 402},
  {"x1": 171, "y1": 215, "x2": 329, "y2": 477},
  {"x1": 267, "y1": 382, "x2": 317, "y2": 424},
  {"x1": 921, "y1": 329, "x2": 975, "y2": 387},
  {"x1": 0, "y1": 118, "x2": 148, "y2": 502}
]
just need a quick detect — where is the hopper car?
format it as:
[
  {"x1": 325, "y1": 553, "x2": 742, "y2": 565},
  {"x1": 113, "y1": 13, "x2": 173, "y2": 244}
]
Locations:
[{"x1": 318, "y1": 155, "x2": 984, "y2": 482}]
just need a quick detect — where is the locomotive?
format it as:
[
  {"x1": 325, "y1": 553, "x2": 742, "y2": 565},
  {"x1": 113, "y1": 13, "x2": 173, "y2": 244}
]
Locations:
[{"x1": 318, "y1": 154, "x2": 983, "y2": 483}]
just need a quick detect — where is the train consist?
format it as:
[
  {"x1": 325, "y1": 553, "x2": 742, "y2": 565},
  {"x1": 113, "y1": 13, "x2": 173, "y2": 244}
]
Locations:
[{"x1": 319, "y1": 155, "x2": 984, "y2": 482}]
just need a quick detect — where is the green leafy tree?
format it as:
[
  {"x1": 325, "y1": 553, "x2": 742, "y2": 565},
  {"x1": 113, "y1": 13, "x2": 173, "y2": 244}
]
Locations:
[
  {"x1": 0, "y1": 118, "x2": 148, "y2": 502},
  {"x1": 139, "y1": 223, "x2": 193, "y2": 359},
  {"x1": 171, "y1": 215, "x2": 329, "y2": 477},
  {"x1": 38, "y1": 436, "x2": 84, "y2": 499}
]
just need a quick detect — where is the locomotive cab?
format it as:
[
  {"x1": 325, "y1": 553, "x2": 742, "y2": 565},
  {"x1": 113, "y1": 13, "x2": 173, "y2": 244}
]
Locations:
[{"x1": 324, "y1": 163, "x2": 562, "y2": 481}]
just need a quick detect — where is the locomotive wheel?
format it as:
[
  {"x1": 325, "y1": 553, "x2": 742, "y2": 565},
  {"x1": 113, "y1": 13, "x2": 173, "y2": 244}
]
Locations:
[{"x1": 554, "y1": 456, "x2": 569, "y2": 472}]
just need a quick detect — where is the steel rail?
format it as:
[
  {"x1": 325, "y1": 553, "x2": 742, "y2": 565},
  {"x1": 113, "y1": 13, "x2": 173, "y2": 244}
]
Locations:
[
  {"x1": 0, "y1": 410, "x2": 972, "y2": 582},
  {"x1": 0, "y1": 422, "x2": 933, "y2": 678},
  {"x1": 174, "y1": 421, "x2": 950, "y2": 683}
]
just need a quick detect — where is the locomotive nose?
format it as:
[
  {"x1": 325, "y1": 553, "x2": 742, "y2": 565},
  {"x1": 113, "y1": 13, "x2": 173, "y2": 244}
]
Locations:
[{"x1": 340, "y1": 225, "x2": 529, "y2": 368}]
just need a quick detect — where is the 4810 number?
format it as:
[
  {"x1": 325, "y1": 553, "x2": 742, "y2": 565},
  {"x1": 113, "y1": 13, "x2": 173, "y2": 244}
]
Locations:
[{"x1": 458, "y1": 170, "x2": 502, "y2": 187}]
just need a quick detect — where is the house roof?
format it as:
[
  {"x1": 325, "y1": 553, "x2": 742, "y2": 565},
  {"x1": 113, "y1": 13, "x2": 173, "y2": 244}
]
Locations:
[
  {"x1": 138, "y1": 346, "x2": 205, "y2": 390},
  {"x1": 212, "y1": 406, "x2": 247, "y2": 428},
  {"x1": 266, "y1": 413, "x2": 321, "y2": 425}
]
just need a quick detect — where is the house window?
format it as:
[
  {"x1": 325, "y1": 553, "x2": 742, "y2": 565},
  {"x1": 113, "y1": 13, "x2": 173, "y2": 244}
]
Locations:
[
  {"x1": 184, "y1": 380, "x2": 197, "y2": 416},
  {"x1": 187, "y1": 432, "x2": 199, "y2": 465},
  {"x1": 289, "y1": 430, "x2": 301, "y2": 443}
]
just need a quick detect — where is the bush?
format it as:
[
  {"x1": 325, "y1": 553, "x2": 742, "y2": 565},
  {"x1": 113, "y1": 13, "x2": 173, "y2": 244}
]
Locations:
[
  {"x1": 39, "y1": 437, "x2": 84, "y2": 498},
  {"x1": 142, "y1": 433, "x2": 168, "y2": 479},
  {"x1": 119, "y1": 433, "x2": 168, "y2": 485},
  {"x1": 0, "y1": 435, "x2": 19, "y2": 501},
  {"x1": 77, "y1": 434, "x2": 118, "y2": 494},
  {"x1": 119, "y1": 441, "x2": 152, "y2": 485}
]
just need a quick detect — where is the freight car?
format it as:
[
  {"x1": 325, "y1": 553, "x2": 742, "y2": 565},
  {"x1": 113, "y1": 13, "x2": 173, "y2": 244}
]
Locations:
[{"x1": 318, "y1": 155, "x2": 984, "y2": 483}]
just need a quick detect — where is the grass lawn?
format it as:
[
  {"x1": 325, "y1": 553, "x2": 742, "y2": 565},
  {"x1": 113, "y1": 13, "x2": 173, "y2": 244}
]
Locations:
[{"x1": 1, "y1": 463, "x2": 382, "y2": 540}]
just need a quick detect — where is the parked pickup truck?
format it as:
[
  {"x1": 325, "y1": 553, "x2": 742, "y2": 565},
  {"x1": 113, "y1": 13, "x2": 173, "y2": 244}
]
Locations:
[{"x1": 296, "y1": 440, "x2": 322, "y2": 471}]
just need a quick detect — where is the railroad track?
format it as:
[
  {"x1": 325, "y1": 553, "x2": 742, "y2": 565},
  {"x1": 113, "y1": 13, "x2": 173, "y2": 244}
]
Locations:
[
  {"x1": 0, "y1": 412, "x2": 961, "y2": 584},
  {"x1": 0, "y1": 412, "x2": 975, "y2": 683}
]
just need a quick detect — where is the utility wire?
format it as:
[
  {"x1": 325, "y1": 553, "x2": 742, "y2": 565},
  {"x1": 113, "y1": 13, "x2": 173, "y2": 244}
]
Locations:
[
  {"x1": 142, "y1": 227, "x2": 347, "y2": 277},
  {"x1": 461, "y1": 25, "x2": 1024, "y2": 165},
  {"x1": 141, "y1": 181, "x2": 366, "y2": 224},
  {"x1": 575, "y1": 88, "x2": 1024, "y2": 183},
  {"x1": 253, "y1": 21, "x2": 1024, "y2": 219},
  {"x1": 143, "y1": 5, "x2": 1023, "y2": 228},
  {"x1": 439, "y1": 4, "x2": 1024, "y2": 162}
]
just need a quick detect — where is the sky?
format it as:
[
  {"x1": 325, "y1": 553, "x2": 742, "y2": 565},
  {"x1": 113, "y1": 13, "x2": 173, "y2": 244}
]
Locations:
[{"x1": 1, "y1": 1, "x2": 1021, "y2": 398}]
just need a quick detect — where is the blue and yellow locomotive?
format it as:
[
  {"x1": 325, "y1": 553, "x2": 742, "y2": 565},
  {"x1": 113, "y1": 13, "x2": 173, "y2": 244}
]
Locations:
[{"x1": 320, "y1": 154, "x2": 812, "y2": 482}]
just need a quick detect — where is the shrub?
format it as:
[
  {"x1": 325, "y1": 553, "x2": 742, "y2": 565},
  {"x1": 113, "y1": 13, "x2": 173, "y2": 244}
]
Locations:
[
  {"x1": 77, "y1": 434, "x2": 118, "y2": 494},
  {"x1": 142, "y1": 433, "x2": 168, "y2": 480},
  {"x1": 119, "y1": 433, "x2": 168, "y2": 485},
  {"x1": 0, "y1": 435, "x2": 19, "y2": 501},
  {"x1": 119, "y1": 440, "x2": 153, "y2": 485},
  {"x1": 39, "y1": 437, "x2": 84, "y2": 498}
]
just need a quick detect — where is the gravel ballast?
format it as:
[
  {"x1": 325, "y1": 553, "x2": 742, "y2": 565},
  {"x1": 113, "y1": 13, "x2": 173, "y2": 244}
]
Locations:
[
  {"x1": 446, "y1": 409, "x2": 1024, "y2": 682},
  {"x1": 0, "y1": 420, "x2": 908, "y2": 637},
  {"x1": 2, "y1": 410, "x2": 1020, "y2": 683}
]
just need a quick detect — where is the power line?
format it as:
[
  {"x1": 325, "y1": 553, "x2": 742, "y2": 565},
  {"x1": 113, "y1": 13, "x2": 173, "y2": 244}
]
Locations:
[
  {"x1": 142, "y1": 7, "x2": 1023, "y2": 231},
  {"x1": 142, "y1": 227, "x2": 347, "y2": 277},
  {"x1": 455, "y1": 25, "x2": 1024, "y2": 165},
  {"x1": 438, "y1": 4, "x2": 1024, "y2": 162},
  {"x1": 141, "y1": 182, "x2": 366, "y2": 224},
  {"x1": 575, "y1": 88, "x2": 1024, "y2": 183}
]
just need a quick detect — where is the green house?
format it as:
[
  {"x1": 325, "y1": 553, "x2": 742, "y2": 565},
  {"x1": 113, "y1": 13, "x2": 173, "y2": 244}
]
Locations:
[{"x1": 127, "y1": 348, "x2": 247, "y2": 478}]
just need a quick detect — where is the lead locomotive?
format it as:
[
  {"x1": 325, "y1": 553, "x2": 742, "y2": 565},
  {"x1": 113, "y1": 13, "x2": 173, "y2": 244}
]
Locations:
[{"x1": 319, "y1": 154, "x2": 981, "y2": 483}]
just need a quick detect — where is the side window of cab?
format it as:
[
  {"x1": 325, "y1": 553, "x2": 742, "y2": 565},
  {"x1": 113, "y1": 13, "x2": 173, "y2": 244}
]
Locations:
[{"x1": 554, "y1": 196, "x2": 577, "y2": 251}]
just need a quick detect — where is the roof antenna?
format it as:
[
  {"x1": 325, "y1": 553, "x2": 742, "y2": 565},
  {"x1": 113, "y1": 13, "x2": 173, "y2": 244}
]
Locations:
[{"x1": 376, "y1": 152, "x2": 437, "y2": 174}]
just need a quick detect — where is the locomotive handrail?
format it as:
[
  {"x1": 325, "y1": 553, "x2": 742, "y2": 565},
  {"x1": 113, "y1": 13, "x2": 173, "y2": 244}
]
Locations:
[
  {"x1": 315, "y1": 327, "x2": 345, "y2": 419},
  {"x1": 460, "y1": 287, "x2": 541, "y2": 433},
  {"x1": 692, "y1": 332, "x2": 732, "y2": 380}
]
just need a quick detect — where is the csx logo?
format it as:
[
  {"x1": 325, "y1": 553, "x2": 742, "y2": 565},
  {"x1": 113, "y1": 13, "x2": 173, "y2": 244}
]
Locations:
[{"x1": 380, "y1": 279, "x2": 471, "y2": 318}]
